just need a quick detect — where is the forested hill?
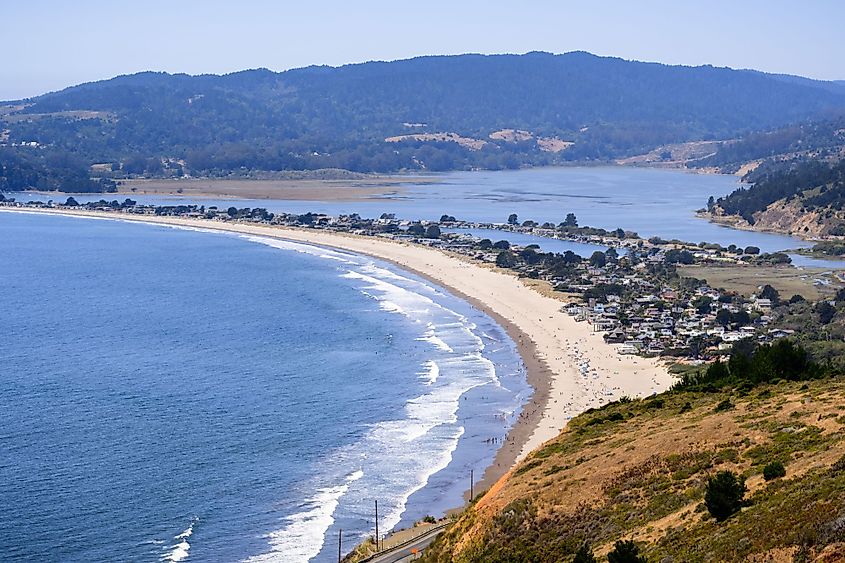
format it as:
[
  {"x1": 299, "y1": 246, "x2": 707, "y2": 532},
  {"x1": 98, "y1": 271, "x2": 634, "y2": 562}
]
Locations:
[
  {"x1": 695, "y1": 113, "x2": 845, "y2": 236},
  {"x1": 3, "y1": 51, "x2": 845, "y2": 186}
]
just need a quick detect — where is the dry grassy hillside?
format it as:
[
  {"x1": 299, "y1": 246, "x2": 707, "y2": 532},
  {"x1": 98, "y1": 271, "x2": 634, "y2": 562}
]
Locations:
[{"x1": 423, "y1": 377, "x2": 845, "y2": 562}]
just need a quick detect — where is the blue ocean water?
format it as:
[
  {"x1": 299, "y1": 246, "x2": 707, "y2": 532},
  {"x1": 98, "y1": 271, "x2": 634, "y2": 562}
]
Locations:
[{"x1": 0, "y1": 212, "x2": 529, "y2": 562}]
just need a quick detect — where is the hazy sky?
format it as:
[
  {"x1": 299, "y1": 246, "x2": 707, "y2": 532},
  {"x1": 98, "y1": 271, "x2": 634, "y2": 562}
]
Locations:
[{"x1": 4, "y1": 0, "x2": 844, "y2": 100}]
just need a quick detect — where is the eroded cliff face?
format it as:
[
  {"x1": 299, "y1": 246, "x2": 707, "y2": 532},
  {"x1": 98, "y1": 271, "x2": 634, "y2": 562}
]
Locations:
[
  {"x1": 751, "y1": 199, "x2": 833, "y2": 237},
  {"x1": 709, "y1": 199, "x2": 842, "y2": 239}
]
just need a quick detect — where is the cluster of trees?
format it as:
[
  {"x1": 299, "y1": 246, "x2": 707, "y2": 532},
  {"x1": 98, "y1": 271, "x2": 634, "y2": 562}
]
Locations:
[
  {"x1": 811, "y1": 241, "x2": 845, "y2": 256},
  {"x1": 508, "y1": 212, "x2": 579, "y2": 228},
  {"x1": 0, "y1": 147, "x2": 115, "y2": 193},
  {"x1": 63, "y1": 197, "x2": 135, "y2": 208},
  {"x1": 407, "y1": 223, "x2": 442, "y2": 238},
  {"x1": 676, "y1": 338, "x2": 820, "y2": 390}
]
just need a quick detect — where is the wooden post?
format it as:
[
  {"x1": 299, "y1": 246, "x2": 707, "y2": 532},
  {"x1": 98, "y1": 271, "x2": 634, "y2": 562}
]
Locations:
[
  {"x1": 338, "y1": 529, "x2": 342, "y2": 563},
  {"x1": 470, "y1": 469, "x2": 474, "y2": 501},
  {"x1": 375, "y1": 500, "x2": 379, "y2": 551}
]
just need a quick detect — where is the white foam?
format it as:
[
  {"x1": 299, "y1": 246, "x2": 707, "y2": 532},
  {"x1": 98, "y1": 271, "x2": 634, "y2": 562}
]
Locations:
[
  {"x1": 417, "y1": 331, "x2": 454, "y2": 353},
  {"x1": 240, "y1": 235, "x2": 361, "y2": 265},
  {"x1": 192, "y1": 232, "x2": 521, "y2": 560},
  {"x1": 419, "y1": 360, "x2": 440, "y2": 385},
  {"x1": 162, "y1": 518, "x2": 197, "y2": 562},
  {"x1": 245, "y1": 470, "x2": 363, "y2": 563}
]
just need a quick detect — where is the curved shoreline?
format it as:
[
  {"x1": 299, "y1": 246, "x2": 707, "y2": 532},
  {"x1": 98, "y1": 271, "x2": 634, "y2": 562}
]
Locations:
[{"x1": 0, "y1": 208, "x2": 673, "y2": 511}]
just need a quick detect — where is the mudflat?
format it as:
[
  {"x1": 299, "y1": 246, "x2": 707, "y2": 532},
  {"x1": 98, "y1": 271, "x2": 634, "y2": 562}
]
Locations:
[{"x1": 115, "y1": 176, "x2": 431, "y2": 201}]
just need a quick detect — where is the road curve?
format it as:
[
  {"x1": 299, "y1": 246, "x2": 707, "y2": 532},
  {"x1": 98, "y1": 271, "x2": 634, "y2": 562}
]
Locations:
[{"x1": 362, "y1": 525, "x2": 446, "y2": 563}]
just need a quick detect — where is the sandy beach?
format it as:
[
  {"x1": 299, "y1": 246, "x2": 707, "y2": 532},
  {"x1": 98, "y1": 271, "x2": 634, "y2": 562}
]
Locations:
[{"x1": 0, "y1": 208, "x2": 674, "y2": 497}]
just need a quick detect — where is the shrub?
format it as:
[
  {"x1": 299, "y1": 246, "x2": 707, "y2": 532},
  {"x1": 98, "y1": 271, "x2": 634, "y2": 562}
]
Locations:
[
  {"x1": 762, "y1": 461, "x2": 786, "y2": 481},
  {"x1": 607, "y1": 539, "x2": 647, "y2": 563},
  {"x1": 704, "y1": 470, "x2": 747, "y2": 521},
  {"x1": 573, "y1": 542, "x2": 596, "y2": 563},
  {"x1": 714, "y1": 399, "x2": 734, "y2": 412}
]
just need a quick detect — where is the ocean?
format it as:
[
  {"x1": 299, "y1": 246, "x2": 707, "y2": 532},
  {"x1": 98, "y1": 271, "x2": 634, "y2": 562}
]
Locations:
[{"x1": 0, "y1": 211, "x2": 529, "y2": 562}]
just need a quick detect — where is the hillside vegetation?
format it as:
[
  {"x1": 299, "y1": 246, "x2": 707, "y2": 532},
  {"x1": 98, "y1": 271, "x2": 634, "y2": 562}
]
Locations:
[
  {"x1": 694, "y1": 116, "x2": 845, "y2": 174},
  {"x1": 698, "y1": 116, "x2": 845, "y2": 236},
  {"x1": 423, "y1": 343, "x2": 845, "y2": 562},
  {"x1": 3, "y1": 51, "x2": 845, "y2": 189}
]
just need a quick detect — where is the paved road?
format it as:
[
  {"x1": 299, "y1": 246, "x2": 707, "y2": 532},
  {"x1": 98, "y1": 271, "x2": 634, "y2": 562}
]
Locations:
[{"x1": 365, "y1": 526, "x2": 445, "y2": 563}]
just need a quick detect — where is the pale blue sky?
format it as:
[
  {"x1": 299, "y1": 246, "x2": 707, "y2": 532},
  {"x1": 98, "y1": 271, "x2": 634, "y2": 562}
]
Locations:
[{"x1": 4, "y1": 0, "x2": 844, "y2": 100}]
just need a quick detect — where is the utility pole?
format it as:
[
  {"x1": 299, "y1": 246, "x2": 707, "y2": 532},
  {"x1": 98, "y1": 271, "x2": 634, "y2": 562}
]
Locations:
[
  {"x1": 338, "y1": 529, "x2": 342, "y2": 563},
  {"x1": 470, "y1": 469, "x2": 474, "y2": 501},
  {"x1": 375, "y1": 500, "x2": 379, "y2": 552}
]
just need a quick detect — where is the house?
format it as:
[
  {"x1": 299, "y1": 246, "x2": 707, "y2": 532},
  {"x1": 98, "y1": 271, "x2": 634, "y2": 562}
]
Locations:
[
  {"x1": 618, "y1": 343, "x2": 639, "y2": 355},
  {"x1": 753, "y1": 298, "x2": 772, "y2": 312}
]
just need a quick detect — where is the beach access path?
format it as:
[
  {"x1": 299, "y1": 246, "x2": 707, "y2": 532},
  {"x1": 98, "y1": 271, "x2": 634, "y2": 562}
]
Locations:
[{"x1": 0, "y1": 208, "x2": 675, "y2": 494}]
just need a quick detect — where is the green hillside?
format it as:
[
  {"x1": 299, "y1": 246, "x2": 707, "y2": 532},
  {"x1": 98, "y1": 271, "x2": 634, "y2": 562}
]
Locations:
[{"x1": 3, "y1": 51, "x2": 845, "y2": 188}]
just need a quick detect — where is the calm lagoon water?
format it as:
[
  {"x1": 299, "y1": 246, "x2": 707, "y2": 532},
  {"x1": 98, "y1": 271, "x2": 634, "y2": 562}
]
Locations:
[
  {"x1": 0, "y1": 212, "x2": 528, "y2": 562},
  {"x1": 14, "y1": 167, "x2": 844, "y2": 267}
]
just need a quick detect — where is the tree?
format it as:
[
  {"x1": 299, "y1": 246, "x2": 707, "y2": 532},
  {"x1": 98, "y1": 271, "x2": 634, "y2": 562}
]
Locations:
[
  {"x1": 562, "y1": 250, "x2": 582, "y2": 265},
  {"x1": 605, "y1": 247, "x2": 619, "y2": 261},
  {"x1": 589, "y1": 250, "x2": 607, "y2": 267},
  {"x1": 573, "y1": 542, "x2": 597, "y2": 563},
  {"x1": 724, "y1": 338, "x2": 753, "y2": 380},
  {"x1": 64, "y1": 196, "x2": 79, "y2": 206},
  {"x1": 478, "y1": 238, "x2": 493, "y2": 250},
  {"x1": 493, "y1": 240, "x2": 511, "y2": 250},
  {"x1": 731, "y1": 310, "x2": 751, "y2": 327},
  {"x1": 693, "y1": 295, "x2": 713, "y2": 315},
  {"x1": 496, "y1": 250, "x2": 516, "y2": 268},
  {"x1": 715, "y1": 308, "x2": 732, "y2": 326},
  {"x1": 424, "y1": 224, "x2": 441, "y2": 239},
  {"x1": 763, "y1": 461, "x2": 786, "y2": 481},
  {"x1": 227, "y1": 206, "x2": 238, "y2": 217},
  {"x1": 439, "y1": 214, "x2": 456, "y2": 222},
  {"x1": 507, "y1": 213, "x2": 519, "y2": 225},
  {"x1": 520, "y1": 247, "x2": 540, "y2": 264},
  {"x1": 564, "y1": 212, "x2": 578, "y2": 227},
  {"x1": 706, "y1": 359, "x2": 730, "y2": 382},
  {"x1": 407, "y1": 223, "x2": 425, "y2": 237},
  {"x1": 607, "y1": 539, "x2": 646, "y2": 563},
  {"x1": 665, "y1": 248, "x2": 694, "y2": 264},
  {"x1": 704, "y1": 470, "x2": 746, "y2": 521},
  {"x1": 744, "y1": 246, "x2": 760, "y2": 255},
  {"x1": 816, "y1": 301, "x2": 836, "y2": 324},
  {"x1": 759, "y1": 284, "x2": 781, "y2": 306}
]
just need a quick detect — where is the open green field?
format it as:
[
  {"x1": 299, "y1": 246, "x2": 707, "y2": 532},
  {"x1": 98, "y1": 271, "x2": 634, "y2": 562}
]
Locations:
[{"x1": 677, "y1": 264, "x2": 839, "y2": 300}]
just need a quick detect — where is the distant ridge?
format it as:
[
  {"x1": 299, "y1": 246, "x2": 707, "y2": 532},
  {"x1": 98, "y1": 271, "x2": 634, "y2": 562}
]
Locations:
[{"x1": 3, "y1": 51, "x2": 845, "y2": 184}]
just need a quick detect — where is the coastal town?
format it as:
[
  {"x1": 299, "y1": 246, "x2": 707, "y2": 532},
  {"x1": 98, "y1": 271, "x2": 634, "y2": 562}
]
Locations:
[{"x1": 4, "y1": 194, "x2": 833, "y2": 365}]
